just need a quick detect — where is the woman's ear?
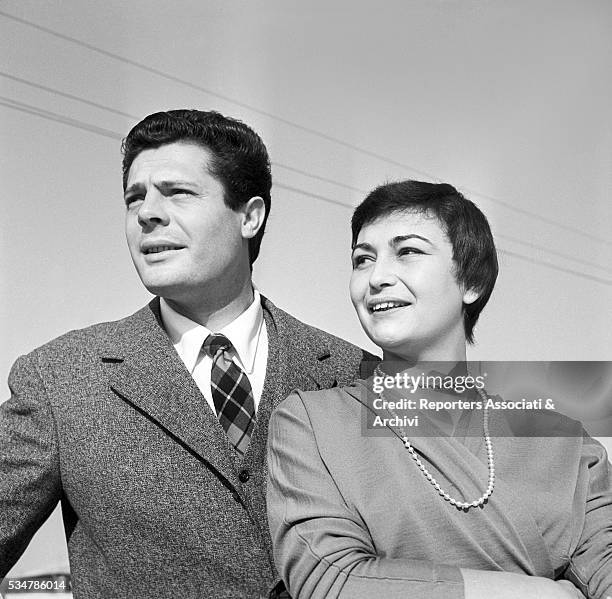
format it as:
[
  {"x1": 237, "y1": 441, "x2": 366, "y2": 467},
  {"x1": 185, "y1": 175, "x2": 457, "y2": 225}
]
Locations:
[{"x1": 463, "y1": 288, "x2": 480, "y2": 305}]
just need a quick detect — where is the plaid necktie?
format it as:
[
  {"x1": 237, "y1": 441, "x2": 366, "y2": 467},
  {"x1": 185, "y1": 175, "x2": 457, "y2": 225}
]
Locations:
[{"x1": 202, "y1": 333, "x2": 256, "y2": 456}]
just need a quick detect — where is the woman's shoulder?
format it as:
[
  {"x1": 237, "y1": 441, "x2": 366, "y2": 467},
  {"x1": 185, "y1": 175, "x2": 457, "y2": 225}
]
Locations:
[
  {"x1": 273, "y1": 381, "x2": 372, "y2": 435},
  {"x1": 280, "y1": 380, "x2": 369, "y2": 412},
  {"x1": 270, "y1": 381, "x2": 390, "y2": 476}
]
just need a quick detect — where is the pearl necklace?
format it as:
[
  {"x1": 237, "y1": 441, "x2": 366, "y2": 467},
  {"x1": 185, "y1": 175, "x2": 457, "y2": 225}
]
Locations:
[{"x1": 374, "y1": 365, "x2": 495, "y2": 510}]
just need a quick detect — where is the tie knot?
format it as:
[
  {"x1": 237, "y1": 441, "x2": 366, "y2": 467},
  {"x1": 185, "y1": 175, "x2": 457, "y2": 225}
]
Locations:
[{"x1": 202, "y1": 333, "x2": 232, "y2": 357}]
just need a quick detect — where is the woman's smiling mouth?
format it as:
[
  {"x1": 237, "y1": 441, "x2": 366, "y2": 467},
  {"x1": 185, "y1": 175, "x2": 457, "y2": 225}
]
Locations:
[{"x1": 368, "y1": 300, "x2": 411, "y2": 313}]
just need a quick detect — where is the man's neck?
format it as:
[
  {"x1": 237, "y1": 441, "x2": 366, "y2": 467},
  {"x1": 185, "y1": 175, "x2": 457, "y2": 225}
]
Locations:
[{"x1": 164, "y1": 283, "x2": 256, "y2": 331}]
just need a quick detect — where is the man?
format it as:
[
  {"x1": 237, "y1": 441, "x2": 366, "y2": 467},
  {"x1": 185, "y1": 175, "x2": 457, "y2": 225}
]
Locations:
[{"x1": 0, "y1": 110, "x2": 374, "y2": 598}]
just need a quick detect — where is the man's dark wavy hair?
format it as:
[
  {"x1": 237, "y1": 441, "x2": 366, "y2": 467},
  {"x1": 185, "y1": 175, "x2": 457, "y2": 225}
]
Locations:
[
  {"x1": 351, "y1": 180, "x2": 498, "y2": 343},
  {"x1": 121, "y1": 109, "x2": 272, "y2": 265}
]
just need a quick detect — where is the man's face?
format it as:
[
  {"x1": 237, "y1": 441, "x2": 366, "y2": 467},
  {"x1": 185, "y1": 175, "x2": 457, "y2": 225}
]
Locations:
[{"x1": 124, "y1": 142, "x2": 247, "y2": 305}]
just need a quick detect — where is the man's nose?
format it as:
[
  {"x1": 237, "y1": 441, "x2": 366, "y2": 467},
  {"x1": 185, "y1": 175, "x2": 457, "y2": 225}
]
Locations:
[
  {"x1": 368, "y1": 257, "x2": 397, "y2": 290},
  {"x1": 137, "y1": 191, "x2": 170, "y2": 228}
]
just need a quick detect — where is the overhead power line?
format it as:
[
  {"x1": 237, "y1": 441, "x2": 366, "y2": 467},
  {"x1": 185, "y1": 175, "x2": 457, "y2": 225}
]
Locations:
[
  {"x1": 275, "y1": 184, "x2": 612, "y2": 285},
  {"x1": 0, "y1": 96, "x2": 122, "y2": 140},
  {"x1": 497, "y1": 249, "x2": 612, "y2": 287},
  {"x1": 1, "y1": 97, "x2": 610, "y2": 286},
  {"x1": 0, "y1": 71, "x2": 136, "y2": 119},
  {"x1": 494, "y1": 233, "x2": 612, "y2": 274},
  {"x1": 0, "y1": 71, "x2": 366, "y2": 196},
  {"x1": 1, "y1": 10, "x2": 609, "y2": 247}
]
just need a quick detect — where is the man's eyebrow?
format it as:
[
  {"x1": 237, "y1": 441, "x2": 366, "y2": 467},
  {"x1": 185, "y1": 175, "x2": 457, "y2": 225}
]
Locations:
[
  {"x1": 123, "y1": 180, "x2": 197, "y2": 196},
  {"x1": 156, "y1": 179, "x2": 197, "y2": 189},
  {"x1": 123, "y1": 183, "x2": 143, "y2": 196},
  {"x1": 390, "y1": 234, "x2": 434, "y2": 247}
]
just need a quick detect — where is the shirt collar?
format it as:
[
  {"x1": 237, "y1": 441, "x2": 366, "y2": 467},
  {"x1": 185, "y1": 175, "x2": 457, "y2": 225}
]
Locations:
[{"x1": 160, "y1": 289, "x2": 264, "y2": 374}]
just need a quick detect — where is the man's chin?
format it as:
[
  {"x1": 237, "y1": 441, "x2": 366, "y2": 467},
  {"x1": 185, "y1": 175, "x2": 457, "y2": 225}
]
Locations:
[{"x1": 138, "y1": 277, "x2": 184, "y2": 300}]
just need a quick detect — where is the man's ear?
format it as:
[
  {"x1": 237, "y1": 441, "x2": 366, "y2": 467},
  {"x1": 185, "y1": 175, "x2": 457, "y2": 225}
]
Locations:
[
  {"x1": 463, "y1": 287, "x2": 480, "y2": 305},
  {"x1": 240, "y1": 196, "x2": 266, "y2": 240}
]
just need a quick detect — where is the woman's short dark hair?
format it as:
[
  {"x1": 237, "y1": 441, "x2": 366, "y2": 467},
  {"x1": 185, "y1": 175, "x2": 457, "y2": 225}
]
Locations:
[
  {"x1": 121, "y1": 109, "x2": 272, "y2": 265},
  {"x1": 351, "y1": 180, "x2": 498, "y2": 343}
]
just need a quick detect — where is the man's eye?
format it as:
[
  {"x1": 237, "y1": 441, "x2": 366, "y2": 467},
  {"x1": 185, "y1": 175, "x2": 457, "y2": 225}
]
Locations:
[{"x1": 125, "y1": 196, "x2": 143, "y2": 207}]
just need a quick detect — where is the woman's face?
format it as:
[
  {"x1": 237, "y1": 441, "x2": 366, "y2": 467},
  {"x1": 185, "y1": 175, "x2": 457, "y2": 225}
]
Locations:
[{"x1": 350, "y1": 210, "x2": 477, "y2": 361}]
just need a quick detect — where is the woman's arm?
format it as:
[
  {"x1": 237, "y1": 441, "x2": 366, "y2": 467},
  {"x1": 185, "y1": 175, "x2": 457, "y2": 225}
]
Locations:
[
  {"x1": 267, "y1": 391, "x2": 582, "y2": 599},
  {"x1": 463, "y1": 570, "x2": 585, "y2": 598},
  {"x1": 563, "y1": 434, "x2": 612, "y2": 599}
]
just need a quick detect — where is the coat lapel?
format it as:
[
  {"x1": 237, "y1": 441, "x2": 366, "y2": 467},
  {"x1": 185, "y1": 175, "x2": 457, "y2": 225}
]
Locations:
[
  {"x1": 242, "y1": 298, "x2": 340, "y2": 464},
  {"x1": 262, "y1": 300, "x2": 338, "y2": 405},
  {"x1": 98, "y1": 299, "x2": 240, "y2": 488}
]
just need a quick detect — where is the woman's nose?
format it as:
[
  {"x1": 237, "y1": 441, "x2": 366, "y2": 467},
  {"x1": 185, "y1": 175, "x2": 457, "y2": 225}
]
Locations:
[{"x1": 368, "y1": 257, "x2": 397, "y2": 290}]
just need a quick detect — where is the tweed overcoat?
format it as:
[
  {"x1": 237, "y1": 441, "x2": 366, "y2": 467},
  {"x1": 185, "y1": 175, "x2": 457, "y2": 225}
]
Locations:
[{"x1": 0, "y1": 296, "x2": 374, "y2": 598}]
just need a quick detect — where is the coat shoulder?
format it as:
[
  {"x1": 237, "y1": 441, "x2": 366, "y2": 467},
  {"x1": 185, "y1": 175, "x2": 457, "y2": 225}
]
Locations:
[
  {"x1": 17, "y1": 303, "x2": 153, "y2": 367},
  {"x1": 262, "y1": 296, "x2": 378, "y2": 365}
]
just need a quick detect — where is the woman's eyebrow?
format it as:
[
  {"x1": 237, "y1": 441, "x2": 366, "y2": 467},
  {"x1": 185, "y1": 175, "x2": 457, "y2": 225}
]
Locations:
[
  {"x1": 351, "y1": 242, "x2": 374, "y2": 253},
  {"x1": 391, "y1": 234, "x2": 434, "y2": 247}
]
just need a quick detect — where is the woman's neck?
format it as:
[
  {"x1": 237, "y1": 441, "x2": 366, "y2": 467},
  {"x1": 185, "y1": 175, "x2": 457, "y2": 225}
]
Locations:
[{"x1": 382, "y1": 339, "x2": 468, "y2": 368}]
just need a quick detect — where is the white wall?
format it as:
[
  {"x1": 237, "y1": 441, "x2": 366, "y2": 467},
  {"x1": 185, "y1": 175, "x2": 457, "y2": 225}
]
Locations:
[{"x1": 1, "y1": 0, "x2": 611, "y2": 577}]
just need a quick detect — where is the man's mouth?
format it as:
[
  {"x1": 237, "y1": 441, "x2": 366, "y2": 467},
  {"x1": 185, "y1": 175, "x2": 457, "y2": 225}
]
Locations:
[
  {"x1": 142, "y1": 245, "x2": 185, "y2": 255},
  {"x1": 369, "y1": 301, "x2": 411, "y2": 313}
]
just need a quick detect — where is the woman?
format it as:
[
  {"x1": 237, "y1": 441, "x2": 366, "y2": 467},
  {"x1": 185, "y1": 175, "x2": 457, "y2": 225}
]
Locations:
[{"x1": 267, "y1": 181, "x2": 612, "y2": 599}]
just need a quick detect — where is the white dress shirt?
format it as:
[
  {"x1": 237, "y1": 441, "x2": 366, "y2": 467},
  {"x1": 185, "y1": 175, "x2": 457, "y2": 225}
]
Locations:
[{"x1": 160, "y1": 290, "x2": 268, "y2": 414}]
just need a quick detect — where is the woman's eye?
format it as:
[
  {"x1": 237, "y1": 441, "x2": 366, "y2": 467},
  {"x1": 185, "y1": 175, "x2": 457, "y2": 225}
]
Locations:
[
  {"x1": 352, "y1": 255, "x2": 373, "y2": 268},
  {"x1": 399, "y1": 247, "x2": 423, "y2": 256}
]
